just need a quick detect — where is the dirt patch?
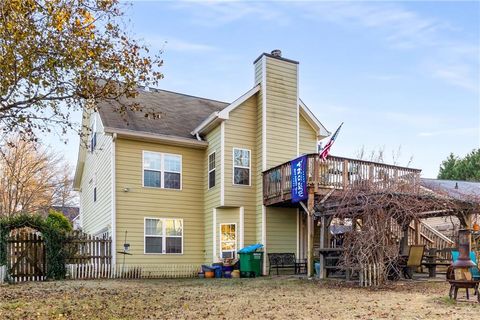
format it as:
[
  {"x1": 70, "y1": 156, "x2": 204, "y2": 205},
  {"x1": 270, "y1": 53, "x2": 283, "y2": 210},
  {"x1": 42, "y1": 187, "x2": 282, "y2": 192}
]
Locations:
[{"x1": 0, "y1": 278, "x2": 479, "y2": 319}]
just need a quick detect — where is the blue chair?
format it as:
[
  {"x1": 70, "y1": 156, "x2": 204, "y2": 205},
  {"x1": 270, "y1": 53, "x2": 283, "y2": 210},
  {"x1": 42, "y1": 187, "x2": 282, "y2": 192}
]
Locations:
[{"x1": 451, "y1": 250, "x2": 480, "y2": 280}]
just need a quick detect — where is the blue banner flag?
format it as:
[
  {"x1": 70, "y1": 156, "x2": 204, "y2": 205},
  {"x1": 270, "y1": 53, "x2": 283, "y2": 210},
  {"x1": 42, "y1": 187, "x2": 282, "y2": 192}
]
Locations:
[{"x1": 291, "y1": 155, "x2": 308, "y2": 203}]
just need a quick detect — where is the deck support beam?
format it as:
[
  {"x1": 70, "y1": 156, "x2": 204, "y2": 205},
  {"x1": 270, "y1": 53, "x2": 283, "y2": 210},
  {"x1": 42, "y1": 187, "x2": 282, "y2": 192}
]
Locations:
[{"x1": 307, "y1": 187, "x2": 315, "y2": 278}]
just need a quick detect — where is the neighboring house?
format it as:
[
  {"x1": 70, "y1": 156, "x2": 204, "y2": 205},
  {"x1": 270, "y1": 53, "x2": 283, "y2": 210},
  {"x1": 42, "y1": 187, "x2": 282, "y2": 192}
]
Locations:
[
  {"x1": 73, "y1": 50, "x2": 329, "y2": 273},
  {"x1": 421, "y1": 178, "x2": 480, "y2": 238}
]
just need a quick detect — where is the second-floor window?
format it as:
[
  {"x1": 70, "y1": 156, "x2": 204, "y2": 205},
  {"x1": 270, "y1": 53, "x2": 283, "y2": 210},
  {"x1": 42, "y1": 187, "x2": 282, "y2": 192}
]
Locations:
[
  {"x1": 208, "y1": 152, "x2": 216, "y2": 189},
  {"x1": 233, "y1": 148, "x2": 250, "y2": 186},
  {"x1": 143, "y1": 151, "x2": 182, "y2": 189},
  {"x1": 90, "y1": 116, "x2": 97, "y2": 152}
]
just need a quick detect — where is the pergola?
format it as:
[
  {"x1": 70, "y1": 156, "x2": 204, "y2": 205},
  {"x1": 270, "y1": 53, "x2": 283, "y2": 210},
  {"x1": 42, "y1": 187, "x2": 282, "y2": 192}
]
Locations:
[{"x1": 311, "y1": 189, "x2": 480, "y2": 279}]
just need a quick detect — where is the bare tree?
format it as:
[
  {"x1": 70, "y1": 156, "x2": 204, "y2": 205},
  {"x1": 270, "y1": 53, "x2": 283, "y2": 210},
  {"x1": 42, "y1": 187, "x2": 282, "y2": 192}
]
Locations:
[
  {"x1": 51, "y1": 162, "x2": 78, "y2": 208},
  {"x1": 355, "y1": 145, "x2": 413, "y2": 167},
  {"x1": 0, "y1": 136, "x2": 76, "y2": 216}
]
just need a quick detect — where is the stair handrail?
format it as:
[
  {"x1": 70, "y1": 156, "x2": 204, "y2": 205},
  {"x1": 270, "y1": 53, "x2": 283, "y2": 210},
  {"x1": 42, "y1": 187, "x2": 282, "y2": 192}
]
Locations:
[{"x1": 420, "y1": 221, "x2": 454, "y2": 244}]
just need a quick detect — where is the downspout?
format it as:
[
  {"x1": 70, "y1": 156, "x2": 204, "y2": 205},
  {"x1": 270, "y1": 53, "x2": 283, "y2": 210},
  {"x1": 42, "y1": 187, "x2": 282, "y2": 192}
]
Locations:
[
  {"x1": 195, "y1": 133, "x2": 202, "y2": 141},
  {"x1": 111, "y1": 133, "x2": 117, "y2": 265}
]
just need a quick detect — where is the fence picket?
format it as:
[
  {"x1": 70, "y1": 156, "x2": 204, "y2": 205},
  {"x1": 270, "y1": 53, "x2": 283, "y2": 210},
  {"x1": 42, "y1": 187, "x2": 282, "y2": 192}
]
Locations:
[{"x1": 3, "y1": 230, "x2": 200, "y2": 282}]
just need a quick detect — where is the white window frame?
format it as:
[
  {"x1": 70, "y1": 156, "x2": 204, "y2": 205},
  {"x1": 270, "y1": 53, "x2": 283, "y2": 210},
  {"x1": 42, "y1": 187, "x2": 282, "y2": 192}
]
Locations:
[
  {"x1": 93, "y1": 172, "x2": 97, "y2": 202},
  {"x1": 90, "y1": 115, "x2": 97, "y2": 152},
  {"x1": 144, "y1": 217, "x2": 184, "y2": 255},
  {"x1": 208, "y1": 151, "x2": 216, "y2": 190},
  {"x1": 219, "y1": 223, "x2": 237, "y2": 259},
  {"x1": 232, "y1": 148, "x2": 251, "y2": 186},
  {"x1": 142, "y1": 151, "x2": 182, "y2": 190}
]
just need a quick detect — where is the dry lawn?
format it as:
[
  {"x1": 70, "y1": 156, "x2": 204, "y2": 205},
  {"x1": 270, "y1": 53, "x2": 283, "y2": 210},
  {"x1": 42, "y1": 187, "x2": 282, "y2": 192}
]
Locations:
[{"x1": 1, "y1": 277, "x2": 479, "y2": 319}]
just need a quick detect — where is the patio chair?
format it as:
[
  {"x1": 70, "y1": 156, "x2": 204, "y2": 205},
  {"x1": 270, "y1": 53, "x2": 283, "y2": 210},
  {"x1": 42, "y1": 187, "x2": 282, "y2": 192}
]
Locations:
[
  {"x1": 451, "y1": 250, "x2": 480, "y2": 281},
  {"x1": 399, "y1": 245, "x2": 425, "y2": 279}
]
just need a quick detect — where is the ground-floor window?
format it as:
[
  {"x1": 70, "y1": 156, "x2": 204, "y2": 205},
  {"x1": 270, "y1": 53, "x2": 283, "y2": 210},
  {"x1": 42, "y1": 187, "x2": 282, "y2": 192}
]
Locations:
[
  {"x1": 220, "y1": 223, "x2": 236, "y2": 259},
  {"x1": 145, "y1": 218, "x2": 183, "y2": 254},
  {"x1": 95, "y1": 228, "x2": 110, "y2": 239}
]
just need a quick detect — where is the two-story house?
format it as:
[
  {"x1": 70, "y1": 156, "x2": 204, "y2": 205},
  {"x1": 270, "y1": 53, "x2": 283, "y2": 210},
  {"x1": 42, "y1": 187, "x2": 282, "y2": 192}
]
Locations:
[{"x1": 73, "y1": 50, "x2": 329, "y2": 275}]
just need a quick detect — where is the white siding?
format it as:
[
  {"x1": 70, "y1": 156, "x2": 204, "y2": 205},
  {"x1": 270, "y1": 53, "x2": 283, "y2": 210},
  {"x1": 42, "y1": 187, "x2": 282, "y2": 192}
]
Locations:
[{"x1": 79, "y1": 112, "x2": 113, "y2": 235}]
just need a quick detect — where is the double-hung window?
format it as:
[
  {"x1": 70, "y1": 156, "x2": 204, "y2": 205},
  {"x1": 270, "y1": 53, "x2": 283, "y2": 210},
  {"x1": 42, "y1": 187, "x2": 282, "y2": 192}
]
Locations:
[
  {"x1": 145, "y1": 218, "x2": 183, "y2": 254},
  {"x1": 220, "y1": 223, "x2": 236, "y2": 259},
  {"x1": 208, "y1": 152, "x2": 216, "y2": 189},
  {"x1": 90, "y1": 117, "x2": 97, "y2": 152},
  {"x1": 233, "y1": 148, "x2": 250, "y2": 186},
  {"x1": 92, "y1": 173, "x2": 97, "y2": 202},
  {"x1": 143, "y1": 151, "x2": 181, "y2": 189}
]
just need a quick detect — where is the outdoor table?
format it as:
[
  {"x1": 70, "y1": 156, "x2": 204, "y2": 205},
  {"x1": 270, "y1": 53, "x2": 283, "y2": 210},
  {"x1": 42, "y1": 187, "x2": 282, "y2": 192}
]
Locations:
[
  {"x1": 422, "y1": 261, "x2": 451, "y2": 277},
  {"x1": 448, "y1": 280, "x2": 480, "y2": 302}
]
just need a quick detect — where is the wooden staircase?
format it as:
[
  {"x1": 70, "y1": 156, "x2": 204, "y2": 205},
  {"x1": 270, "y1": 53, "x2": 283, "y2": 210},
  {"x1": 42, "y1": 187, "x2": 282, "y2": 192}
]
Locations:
[
  {"x1": 388, "y1": 218, "x2": 454, "y2": 253},
  {"x1": 409, "y1": 221, "x2": 454, "y2": 251}
]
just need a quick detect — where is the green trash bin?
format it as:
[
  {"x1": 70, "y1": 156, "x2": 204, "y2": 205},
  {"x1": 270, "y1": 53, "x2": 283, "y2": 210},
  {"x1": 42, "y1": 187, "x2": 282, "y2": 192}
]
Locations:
[{"x1": 239, "y1": 251, "x2": 263, "y2": 277}]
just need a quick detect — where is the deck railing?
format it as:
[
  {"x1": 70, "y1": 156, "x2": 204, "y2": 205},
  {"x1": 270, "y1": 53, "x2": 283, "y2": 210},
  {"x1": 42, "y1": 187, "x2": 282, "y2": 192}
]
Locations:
[{"x1": 263, "y1": 154, "x2": 421, "y2": 205}]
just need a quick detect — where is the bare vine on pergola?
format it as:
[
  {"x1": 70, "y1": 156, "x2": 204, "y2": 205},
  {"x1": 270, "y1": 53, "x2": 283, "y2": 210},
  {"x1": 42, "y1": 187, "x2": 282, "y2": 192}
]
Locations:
[{"x1": 315, "y1": 180, "x2": 479, "y2": 285}]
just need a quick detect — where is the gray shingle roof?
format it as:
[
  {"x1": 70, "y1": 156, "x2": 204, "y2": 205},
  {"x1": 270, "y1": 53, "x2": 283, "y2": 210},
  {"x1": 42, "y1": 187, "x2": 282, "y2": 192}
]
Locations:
[
  {"x1": 421, "y1": 178, "x2": 480, "y2": 200},
  {"x1": 98, "y1": 88, "x2": 229, "y2": 139}
]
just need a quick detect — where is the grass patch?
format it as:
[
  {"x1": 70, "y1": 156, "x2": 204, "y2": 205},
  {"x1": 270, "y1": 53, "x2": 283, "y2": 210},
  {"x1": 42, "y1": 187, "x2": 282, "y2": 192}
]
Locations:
[
  {"x1": 437, "y1": 296, "x2": 457, "y2": 305},
  {"x1": 0, "y1": 278, "x2": 479, "y2": 319},
  {"x1": 1, "y1": 301, "x2": 25, "y2": 310}
]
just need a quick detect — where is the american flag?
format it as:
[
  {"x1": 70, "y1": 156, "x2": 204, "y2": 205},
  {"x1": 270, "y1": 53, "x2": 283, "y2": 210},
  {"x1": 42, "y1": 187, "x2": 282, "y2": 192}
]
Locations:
[{"x1": 319, "y1": 122, "x2": 343, "y2": 160}]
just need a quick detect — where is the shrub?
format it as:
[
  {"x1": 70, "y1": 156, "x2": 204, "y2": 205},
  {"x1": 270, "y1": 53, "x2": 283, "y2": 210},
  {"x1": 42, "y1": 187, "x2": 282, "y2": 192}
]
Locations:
[{"x1": 45, "y1": 210, "x2": 72, "y2": 232}]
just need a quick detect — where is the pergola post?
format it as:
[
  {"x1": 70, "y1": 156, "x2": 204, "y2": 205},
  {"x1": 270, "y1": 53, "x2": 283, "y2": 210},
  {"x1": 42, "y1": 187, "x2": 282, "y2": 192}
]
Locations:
[
  {"x1": 400, "y1": 224, "x2": 410, "y2": 255},
  {"x1": 307, "y1": 187, "x2": 315, "y2": 278},
  {"x1": 465, "y1": 213, "x2": 473, "y2": 229},
  {"x1": 414, "y1": 219, "x2": 421, "y2": 245}
]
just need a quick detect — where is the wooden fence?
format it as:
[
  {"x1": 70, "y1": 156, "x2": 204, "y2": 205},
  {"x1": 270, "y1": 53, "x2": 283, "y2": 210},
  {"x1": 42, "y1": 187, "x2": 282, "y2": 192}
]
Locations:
[
  {"x1": 65, "y1": 232, "x2": 112, "y2": 266},
  {"x1": 0, "y1": 230, "x2": 201, "y2": 282},
  {"x1": 6, "y1": 232, "x2": 46, "y2": 283},
  {"x1": 0, "y1": 265, "x2": 6, "y2": 284},
  {"x1": 67, "y1": 264, "x2": 201, "y2": 280},
  {"x1": 359, "y1": 263, "x2": 381, "y2": 287}
]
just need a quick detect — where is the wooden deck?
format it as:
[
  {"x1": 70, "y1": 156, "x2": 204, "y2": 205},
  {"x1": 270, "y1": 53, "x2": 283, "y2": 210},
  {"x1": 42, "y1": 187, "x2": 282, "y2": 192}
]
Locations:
[{"x1": 262, "y1": 154, "x2": 421, "y2": 206}]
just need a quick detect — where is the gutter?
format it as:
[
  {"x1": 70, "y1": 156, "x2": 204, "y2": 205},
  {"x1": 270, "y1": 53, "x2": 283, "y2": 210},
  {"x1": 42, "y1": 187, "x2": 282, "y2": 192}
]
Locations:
[{"x1": 104, "y1": 127, "x2": 209, "y2": 149}]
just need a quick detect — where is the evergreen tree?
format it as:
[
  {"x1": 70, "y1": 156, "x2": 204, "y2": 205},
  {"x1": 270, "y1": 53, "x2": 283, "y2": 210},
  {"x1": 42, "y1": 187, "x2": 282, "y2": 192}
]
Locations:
[{"x1": 438, "y1": 149, "x2": 480, "y2": 181}]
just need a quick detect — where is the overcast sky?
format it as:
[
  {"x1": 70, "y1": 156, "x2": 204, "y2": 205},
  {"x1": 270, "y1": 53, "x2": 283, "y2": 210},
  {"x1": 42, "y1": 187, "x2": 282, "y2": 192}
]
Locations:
[{"x1": 47, "y1": 0, "x2": 480, "y2": 178}]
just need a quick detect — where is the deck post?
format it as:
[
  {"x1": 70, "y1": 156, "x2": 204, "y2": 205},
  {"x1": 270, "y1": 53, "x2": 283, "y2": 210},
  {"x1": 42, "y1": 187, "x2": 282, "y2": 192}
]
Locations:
[
  {"x1": 319, "y1": 216, "x2": 326, "y2": 279},
  {"x1": 307, "y1": 187, "x2": 315, "y2": 278},
  {"x1": 342, "y1": 160, "x2": 349, "y2": 189}
]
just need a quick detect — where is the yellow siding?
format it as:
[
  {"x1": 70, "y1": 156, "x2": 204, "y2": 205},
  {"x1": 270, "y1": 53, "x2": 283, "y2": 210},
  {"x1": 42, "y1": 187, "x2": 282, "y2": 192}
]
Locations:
[
  {"x1": 266, "y1": 207, "x2": 297, "y2": 254},
  {"x1": 265, "y1": 56, "x2": 298, "y2": 169},
  {"x1": 299, "y1": 113, "x2": 318, "y2": 154},
  {"x1": 254, "y1": 57, "x2": 265, "y2": 246},
  {"x1": 254, "y1": 59, "x2": 262, "y2": 85},
  {"x1": 115, "y1": 138, "x2": 204, "y2": 264},
  {"x1": 224, "y1": 96, "x2": 258, "y2": 249},
  {"x1": 80, "y1": 112, "x2": 112, "y2": 235},
  {"x1": 203, "y1": 126, "x2": 221, "y2": 262},
  {"x1": 253, "y1": 55, "x2": 300, "y2": 270}
]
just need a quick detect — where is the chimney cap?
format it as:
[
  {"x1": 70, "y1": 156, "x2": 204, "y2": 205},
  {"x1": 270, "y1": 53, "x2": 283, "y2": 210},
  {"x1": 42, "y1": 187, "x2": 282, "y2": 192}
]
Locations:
[
  {"x1": 271, "y1": 49, "x2": 282, "y2": 57},
  {"x1": 253, "y1": 51, "x2": 299, "y2": 65}
]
